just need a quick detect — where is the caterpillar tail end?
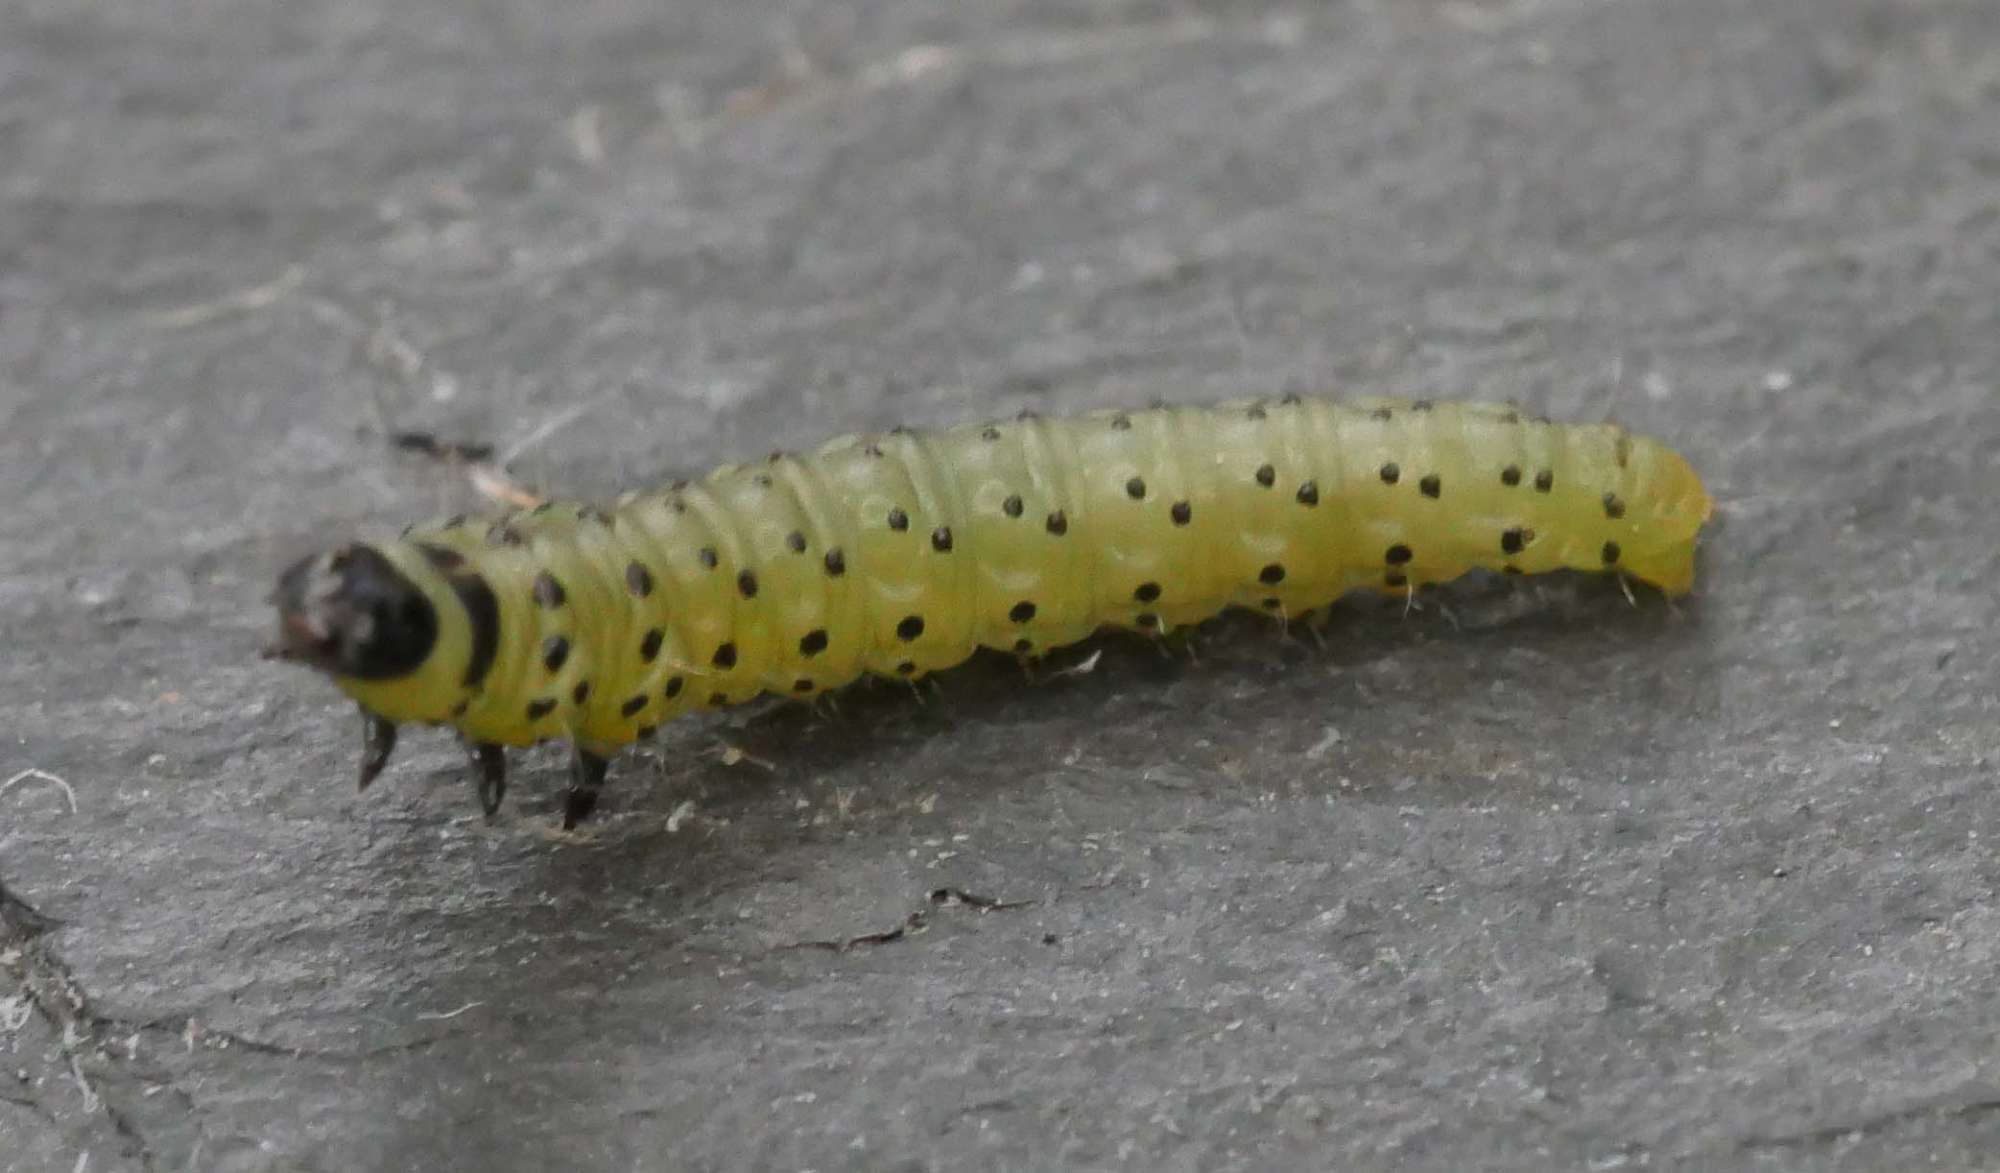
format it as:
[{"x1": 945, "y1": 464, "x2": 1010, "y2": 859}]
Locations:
[{"x1": 1623, "y1": 444, "x2": 1716, "y2": 599}]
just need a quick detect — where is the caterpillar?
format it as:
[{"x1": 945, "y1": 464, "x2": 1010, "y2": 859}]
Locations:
[{"x1": 269, "y1": 395, "x2": 1713, "y2": 827}]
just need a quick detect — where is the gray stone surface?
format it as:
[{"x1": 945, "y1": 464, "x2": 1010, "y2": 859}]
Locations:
[{"x1": 4, "y1": 0, "x2": 1999, "y2": 1168}]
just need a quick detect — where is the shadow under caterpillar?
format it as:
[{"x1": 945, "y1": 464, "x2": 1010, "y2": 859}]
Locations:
[{"x1": 269, "y1": 395, "x2": 1713, "y2": 827}]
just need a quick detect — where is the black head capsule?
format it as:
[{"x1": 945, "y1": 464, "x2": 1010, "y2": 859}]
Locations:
[{"x1": 270, "y1": 544, "x2": 439, "y2": 681}]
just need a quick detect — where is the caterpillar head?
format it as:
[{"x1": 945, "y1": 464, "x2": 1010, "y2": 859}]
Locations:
[{"x1": 269, "y1": 544, "x2": 439, "y2": 680}]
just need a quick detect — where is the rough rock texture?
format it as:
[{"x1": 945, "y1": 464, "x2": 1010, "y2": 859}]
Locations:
[{"x1": 4, "y1": 0, "x2": 1999, "y2": 1168}]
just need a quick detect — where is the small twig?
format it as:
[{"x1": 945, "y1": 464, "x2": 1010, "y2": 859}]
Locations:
[
  {"x1": 389, "y1": 432, "x2": 494, "y2": 463},
  {"x1": 466, "y1": 464, "x2": 545, "y2": 510},
  {"x1": 0, "y1": 769, "x2": 78, "y2": 815},
  {"x1": 413, "y1": 1002, "x2": 484, "y2": 1022},
  {"x1": 497, "y1": 385, "x2": 628, "y2": 466},
  {"x1": 389, "y1": 430, "x2": 546, "y2": 510},
  {"x1": 144, "y1": 264, "x2": 304, "y2": 330}
]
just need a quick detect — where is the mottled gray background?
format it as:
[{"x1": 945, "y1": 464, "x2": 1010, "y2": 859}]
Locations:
[{"x1": 4, "y1": 0, "x2": 1999, "y2": 1169}]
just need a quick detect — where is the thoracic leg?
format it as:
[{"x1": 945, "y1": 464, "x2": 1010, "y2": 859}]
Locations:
[
  {"x1": 465, "y1": 741, "x2": 507, "y2": 817},
  {"x1": 564, "y1": 747, "x2": 610, "y2": 829},
  {"x1": 358, "y1": 711, "x2": 398, "y2": 791}
]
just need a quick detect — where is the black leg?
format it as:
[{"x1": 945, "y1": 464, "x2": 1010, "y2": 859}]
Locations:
[
  {"x1": 358, "y1": 711, "x2": 398, "y2": 791},
  {"x1": 564, "y1": 746, "x2": 610, "y2": 829},
  {"x1": 465, "y1": 741, "x2": 507, "y2": 817}
]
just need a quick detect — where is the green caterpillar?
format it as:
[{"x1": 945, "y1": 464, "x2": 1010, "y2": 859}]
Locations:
[{"x1": 270, "y1": 395, "x2": 1713, "y2": 826}]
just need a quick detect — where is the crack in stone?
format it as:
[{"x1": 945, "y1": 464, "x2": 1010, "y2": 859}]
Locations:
[{"x1": 1, "y1": 874, "x2": 161, "y2": 1171}]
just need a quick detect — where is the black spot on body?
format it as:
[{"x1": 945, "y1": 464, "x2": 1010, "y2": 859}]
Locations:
[
  {"x1": 787, "y1": 531, "x2": 807, "y2": 553},
  {"x1": 487, "y1": 522, "x2": 523, "y2": 547},
  {"x1": 1380, "y1": 462, "x2": 1400, "y2": 484},
  {"x1": 533, "y1": 572, "x2": 566, "y2": 608},
  {"x1": 1602, "y1": 541, "x2": 1622, "y2": 564},
  {"x1": 712, "y1": 642, "x2": 737, "y2": 668},
  {"x1": 621, "y1": 695, "x2": 648, "y2": 718},
  {"x1": 824, "y1": 548, "x2": 846, "y2": 576},
  {"x1": 1009, "y1": 601, "x2": 1036, "y2": 623},
  {"x1": 639, "y1": 628, "x2": 663, "y2": 662},
  {"x1": 1246, "y1": 404, "x2": 1267, "y2": 420},
  {"x1": 572, "y1": 681, "x2": 590, "y2": 705},
  {"x1": 708, "y1": 691, "x2": 729, "y2": 707},
  {"x1": 1111, "y1": 413, "x2": 1132, "y2": 430},
  {"x1": 1501, "y1": 465, "x2": 1522, "y2": 486},
  {"x1": 752, "y1": 474, "x2": 773, "y2": 489},
  {"x1": 896, "y1": 660, "x2": 917, "y2": 675},
  {"x1": 864, "y1": 444, "x2": 884, "y2": 458},
  {"x1": 1500, "y1": 528, "x2": 1530, "y2": 554},
  {"x1": 1170, "y1": 501, "x2": 1192, "y2": 525},
  {"x1": 1603, "y1": 492, "x2": 1627, "y2": 519},
  {"x1": 1045, "y1": 510, "x2": 1068, "y2": 535},
  {"x1": 1013, "y1": 638, "x2": 1033, "y2": 654},
  {"x1": 665, "y1": 676, "x2": 684, "y2": 698},
  {"x1": 1126, "y1": 476, "x2": 1146, "y2": 500},
  {"x1": 1134, "y1": 582, "x2": 1161, "y2": 603},
  {"x1": 1420, "y1": 474, "x2": 1442, "y2": 498},
  {"x1": 698, "y1": 547, "x2": 719, "y2": 569},
  {"x1": 1385, "y1": 571, "x2": 1408, "y2": 588},
  {"x1": 1535, "y1": 470, "x2": 1554, "y2": 492},
  {"x1": 897, "y1": 615, "x2": 925, "y2": 641},
  {"x1": 1259, "y1": 564, "x2": 1286, "y2": 585},
  {"x1": 419, "y1": 544, "x2": 466, "y2": 571},
  {"x1": 625, "y1": 561, "x2": 653, "y2": 596},
  {"x1": 1136, "y1": 612, "x2": 1160, "y2": 629},
  {"x1": 799, "y1": 629, "x2": 828, "y2": 656},
  {"x1": 1296, "y1": 480, "x2": 1318, "y2": 506},
  {"x1": 1255, "y1": 464, "x2": 1276, "y2": 488},
  {"x1": 887, "y1": 507, "x2": 909, "y2": 531},
  {"x1": 981, "y1": 426, "x2": 1001, "y2": 441},
  {"x1": 1385, "y1": 544, "x2": 1412, "y2": 565},
  {"x1": 737, "y1": 569, "x2": 759, "y2": 598},
  {"x1": 1003, "y1": 495, "x2": 1024, "y2": 518},
  {"x1": 526, "y1": 698, "x2": 556, "y2": 720},
  {"x1": 541, "y1": 635, "x2": 570, "y2": 673},
  {"x1": 793, "y1": 678, "x2": 814, "y2": 693},
  {"x1": 931, "y1": 526, "x2": 953, "y2": 552}
]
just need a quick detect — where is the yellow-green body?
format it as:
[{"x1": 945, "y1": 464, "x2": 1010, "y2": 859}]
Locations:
[{"x1": 336, "y1": 396, "x2": 1713, "y2": 748}]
